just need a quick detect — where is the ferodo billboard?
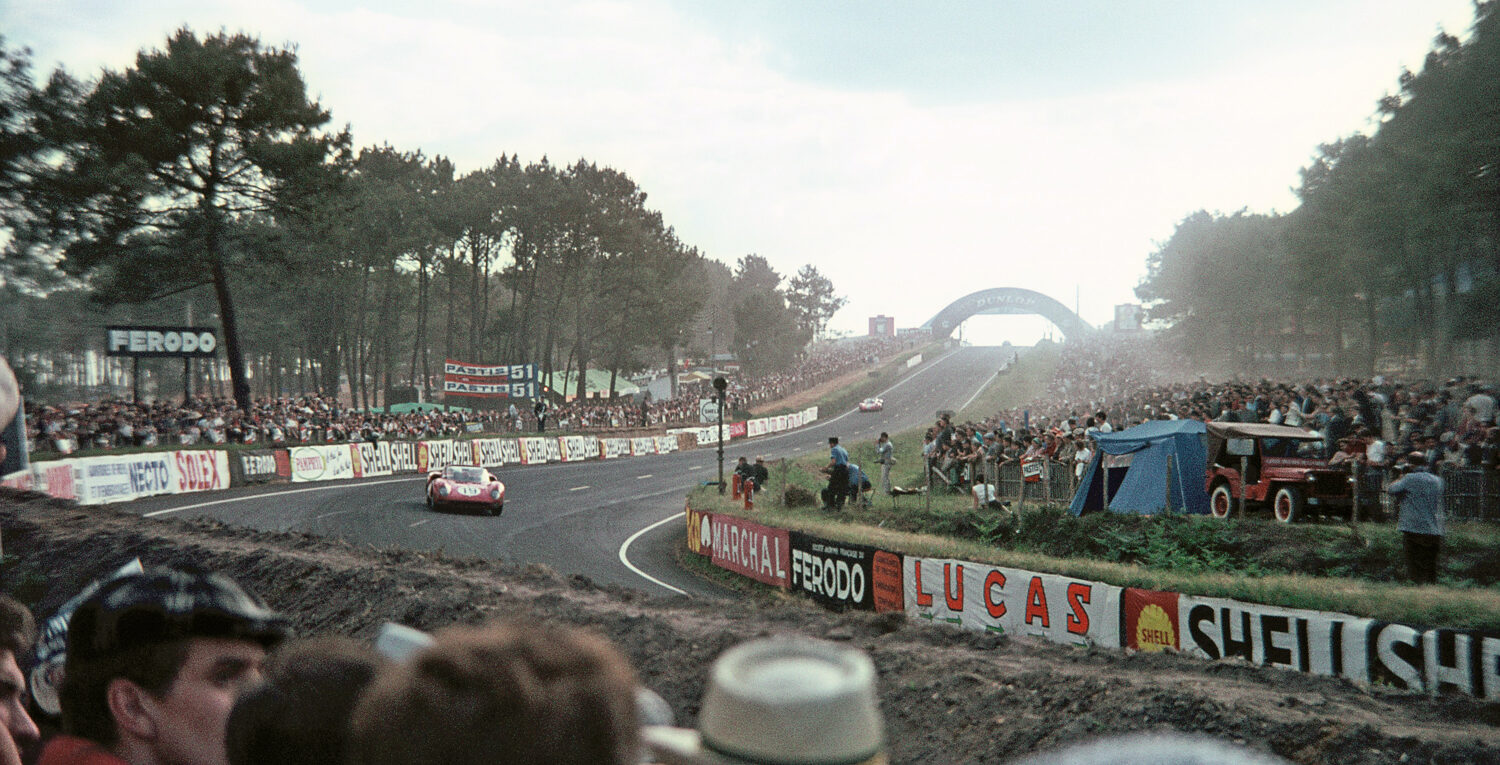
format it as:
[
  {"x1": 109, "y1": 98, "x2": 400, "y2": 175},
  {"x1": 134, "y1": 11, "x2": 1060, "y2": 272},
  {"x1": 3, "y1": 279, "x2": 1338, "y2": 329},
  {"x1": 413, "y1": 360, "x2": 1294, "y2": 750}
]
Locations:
[
  {"x1": 789, "y1": 532, "x2": 904, "y2": 612},
  {"x1": 105, "y1": 326, "x2": 218, "y2": 358}
]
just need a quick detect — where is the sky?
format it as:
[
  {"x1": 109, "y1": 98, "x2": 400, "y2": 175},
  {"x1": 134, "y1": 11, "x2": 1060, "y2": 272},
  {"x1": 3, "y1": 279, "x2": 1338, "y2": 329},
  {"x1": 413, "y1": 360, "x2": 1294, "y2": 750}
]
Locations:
[{"x1": 1, "y1": 0, "x2": 1480, "y2": 345}]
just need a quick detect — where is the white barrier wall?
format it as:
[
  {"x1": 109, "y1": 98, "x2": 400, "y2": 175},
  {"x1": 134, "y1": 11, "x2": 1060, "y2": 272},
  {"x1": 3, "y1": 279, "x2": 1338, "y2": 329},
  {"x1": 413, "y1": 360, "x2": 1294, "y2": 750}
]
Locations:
[
  {"x1": 904, "y1": 556, "x2": 1122, "y2": 648},
  {"x1": 289, "y1": 445, "x2": 356, "y2": 483}
]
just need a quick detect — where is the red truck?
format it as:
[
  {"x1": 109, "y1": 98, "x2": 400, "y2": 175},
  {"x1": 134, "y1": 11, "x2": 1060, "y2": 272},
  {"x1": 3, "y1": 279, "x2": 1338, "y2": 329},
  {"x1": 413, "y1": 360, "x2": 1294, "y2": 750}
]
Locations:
[{"x1": 1204, "y1": 422, "x2": 1354, "y2": 523}]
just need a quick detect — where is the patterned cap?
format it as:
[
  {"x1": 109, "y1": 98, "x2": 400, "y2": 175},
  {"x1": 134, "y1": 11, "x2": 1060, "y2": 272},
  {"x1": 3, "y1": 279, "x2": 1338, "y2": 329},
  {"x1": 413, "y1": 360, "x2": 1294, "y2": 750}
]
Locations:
[{"x1": 66, "y1": 567, "x2": 289, "y2": 663}]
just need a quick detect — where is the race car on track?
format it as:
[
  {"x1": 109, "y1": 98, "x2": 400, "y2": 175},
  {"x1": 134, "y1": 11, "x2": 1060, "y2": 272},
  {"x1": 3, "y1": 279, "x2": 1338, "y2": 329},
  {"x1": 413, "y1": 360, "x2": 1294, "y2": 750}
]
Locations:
[
  {"x1": 858, "y1": 397, "x2": 884, "y2": 412},
  {"x1": 426, "y1": 464, "x2": 505, "y2": 516}
]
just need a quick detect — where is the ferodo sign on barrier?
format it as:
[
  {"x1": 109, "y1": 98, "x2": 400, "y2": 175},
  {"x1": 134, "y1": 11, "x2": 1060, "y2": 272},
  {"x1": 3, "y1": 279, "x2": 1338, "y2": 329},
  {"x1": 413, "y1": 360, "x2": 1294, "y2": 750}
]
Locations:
[
  {"x1": 1178, "y1": 594, "x2": 1500, "y2": 699},
  {"x1": 709, "y1": 514, "x2": 789, "y2": 587},
  {"x1": 904, "y1": 557, "x2": 1121, "y2": 647},
  {"x1": 236, "y1": 450, "x2": 286, "y2": 484},
  {"x1": 789, "y1": 532, "x2": 902, "y2": 612}
]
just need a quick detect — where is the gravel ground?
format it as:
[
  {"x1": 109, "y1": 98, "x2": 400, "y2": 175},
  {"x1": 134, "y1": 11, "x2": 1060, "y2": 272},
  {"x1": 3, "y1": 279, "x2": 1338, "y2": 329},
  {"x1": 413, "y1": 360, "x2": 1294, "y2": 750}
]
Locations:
[{"x1": 2, "y1": 491, "x2": 1497, "y2": 764}]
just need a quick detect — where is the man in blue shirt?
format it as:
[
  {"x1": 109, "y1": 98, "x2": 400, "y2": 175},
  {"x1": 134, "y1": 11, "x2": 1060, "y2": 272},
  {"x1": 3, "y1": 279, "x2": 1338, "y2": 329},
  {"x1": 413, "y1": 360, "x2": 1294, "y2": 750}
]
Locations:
[
  {"x1": 1387, "y1": 452, "x2": 1446, "y2": 584},
  {"x1": 821, "y1": 436, "x2": 850, "y2": 510}
]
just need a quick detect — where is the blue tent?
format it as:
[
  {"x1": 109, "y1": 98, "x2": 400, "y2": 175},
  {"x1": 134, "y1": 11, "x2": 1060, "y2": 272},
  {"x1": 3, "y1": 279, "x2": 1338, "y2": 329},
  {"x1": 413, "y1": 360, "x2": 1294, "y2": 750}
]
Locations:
[{"x1": 1067, "y1": 419, "x2": 1209, "y2": 516}]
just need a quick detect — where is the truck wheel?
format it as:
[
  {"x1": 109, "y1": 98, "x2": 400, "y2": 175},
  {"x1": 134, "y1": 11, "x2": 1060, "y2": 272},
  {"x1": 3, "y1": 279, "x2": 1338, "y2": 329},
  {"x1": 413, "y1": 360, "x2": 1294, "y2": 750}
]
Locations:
[
  {"x1": 1273, "y1": 486, "x2": 1303, "y2": 524},
  {"x1": 1210, "y1": 483, "x2": 1234, "y2": 519}
]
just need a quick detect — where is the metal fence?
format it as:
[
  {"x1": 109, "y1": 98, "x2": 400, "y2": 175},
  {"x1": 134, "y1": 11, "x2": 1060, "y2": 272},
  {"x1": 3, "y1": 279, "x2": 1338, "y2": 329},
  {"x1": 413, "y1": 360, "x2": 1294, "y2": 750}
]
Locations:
[{"x1": 929, "y1": 456, "x2": 1500, "y2": 523}]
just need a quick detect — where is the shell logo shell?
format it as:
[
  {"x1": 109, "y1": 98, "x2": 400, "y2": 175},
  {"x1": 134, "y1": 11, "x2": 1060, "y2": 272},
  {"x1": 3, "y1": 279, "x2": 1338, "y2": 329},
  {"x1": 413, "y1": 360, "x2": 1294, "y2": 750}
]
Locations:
[{"x1": 1134, "y1": 604, "x2": 1176, "y2": 652}]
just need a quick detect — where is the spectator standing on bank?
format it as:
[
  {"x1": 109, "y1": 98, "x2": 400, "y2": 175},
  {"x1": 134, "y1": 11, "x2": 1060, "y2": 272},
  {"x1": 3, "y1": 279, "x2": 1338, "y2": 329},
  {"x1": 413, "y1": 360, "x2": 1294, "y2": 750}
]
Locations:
[
  {"x1": 751, "y1": 456, "x2": 769, "y2": 493},
  {"x1": 534, "y1": 399, "x2": 548, "y2": 433},
  {"x1": 1387, "y1": 452, "x2": 1446, "y2": 585},
  {"x1": 733, "y1": 457, "x2": 755, "y2": 495},
  {"x1": 875, "y1": 432, "x2": 894, "y2": 496},
  {"x1": 820, "y1": 437, "x2": 850, "y2": 510}
]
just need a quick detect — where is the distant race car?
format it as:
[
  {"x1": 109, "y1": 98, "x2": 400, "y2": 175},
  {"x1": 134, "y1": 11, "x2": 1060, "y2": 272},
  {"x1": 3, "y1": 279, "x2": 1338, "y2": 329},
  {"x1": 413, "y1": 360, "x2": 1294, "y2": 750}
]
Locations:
[
  {"x1": 426, "y1": 464, "x2": 505, "y2": 516},
  {"x1": 858, "y1": 397, "x2": 884, "y2": 412}
]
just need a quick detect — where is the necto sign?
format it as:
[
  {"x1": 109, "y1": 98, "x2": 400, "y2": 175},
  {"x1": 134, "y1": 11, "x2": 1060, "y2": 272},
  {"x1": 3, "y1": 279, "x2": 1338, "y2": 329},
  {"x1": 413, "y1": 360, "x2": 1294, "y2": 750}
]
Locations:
[{"x1": 106, "y1": 326, "x2": 219, "y2": 358}]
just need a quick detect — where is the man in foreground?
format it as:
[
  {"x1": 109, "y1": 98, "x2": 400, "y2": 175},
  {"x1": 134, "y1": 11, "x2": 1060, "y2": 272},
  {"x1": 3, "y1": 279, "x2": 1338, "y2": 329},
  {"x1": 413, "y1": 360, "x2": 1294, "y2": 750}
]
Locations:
[
  {"x1": 40, "y1": 568, "x2": 289, "y2": 765},
  {"x1": 0, "y1": 596, "x2": 42, "y2": 764}
]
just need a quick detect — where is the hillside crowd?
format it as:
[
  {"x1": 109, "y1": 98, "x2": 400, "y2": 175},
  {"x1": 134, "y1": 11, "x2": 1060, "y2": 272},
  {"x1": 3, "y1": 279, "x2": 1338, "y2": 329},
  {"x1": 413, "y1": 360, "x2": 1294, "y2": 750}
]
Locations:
[
  {"x1": 12, "y1": 336, "x2": 910, "y2": 458},
  {"x1": 923, "y1": 336, "x2": 1499, "y2": 494}
]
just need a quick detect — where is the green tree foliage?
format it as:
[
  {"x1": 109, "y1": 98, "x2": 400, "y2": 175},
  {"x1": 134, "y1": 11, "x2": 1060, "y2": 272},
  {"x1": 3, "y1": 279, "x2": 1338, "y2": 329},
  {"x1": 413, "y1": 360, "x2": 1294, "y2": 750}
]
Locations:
[
  {"x1": 12, "y1": 28, "x2": 347, "y2": 410},
  {"x1": 0, "y1": 28, "x2": 837, "y2": 406},
  {"x1": 1137, "y1": 2, "x2": 1500, "y2": 377},
  {"x1": 786, "y1": 264, "x2": 847, "y2": 341}
]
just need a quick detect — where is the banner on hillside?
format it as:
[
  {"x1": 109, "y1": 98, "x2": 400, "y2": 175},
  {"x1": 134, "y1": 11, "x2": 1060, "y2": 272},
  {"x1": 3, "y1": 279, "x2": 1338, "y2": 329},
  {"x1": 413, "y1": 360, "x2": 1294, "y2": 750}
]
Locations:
[
  {"x1": 1178, "y1": 594, "x2": 1500, "y2": 699},
  {"x1": 709, "y1": 515, "x2": 789, "y2": 587},
  {"x1": 789, "y1": 532, "x2": 886, "y2": 612},
  {"x1": 443, "y1": 359, "x2": 538, "y2": 399},
  {"x1": 235, "y1": 449, "x2": 288, "y2": 485},
  {"x1": 904, "y1": 556, "x2": 1121, "y2": 648}
]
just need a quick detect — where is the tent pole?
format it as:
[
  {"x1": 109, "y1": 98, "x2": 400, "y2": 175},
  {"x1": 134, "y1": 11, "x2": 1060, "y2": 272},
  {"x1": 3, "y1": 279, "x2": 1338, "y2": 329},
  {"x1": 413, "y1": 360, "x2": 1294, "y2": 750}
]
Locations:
[{"x1": 1165, "y1": 454, "x2": 1174, "y2": 514}]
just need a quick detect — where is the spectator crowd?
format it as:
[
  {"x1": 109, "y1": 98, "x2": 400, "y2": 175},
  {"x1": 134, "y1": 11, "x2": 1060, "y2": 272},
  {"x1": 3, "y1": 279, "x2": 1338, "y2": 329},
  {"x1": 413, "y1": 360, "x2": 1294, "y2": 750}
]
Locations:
[
  {"x1": 15, "y1": 336, "x2": 912, "y2": 459},
  {"x1": 921, "y1": 336, "x2": 1499, "y2": 495}
]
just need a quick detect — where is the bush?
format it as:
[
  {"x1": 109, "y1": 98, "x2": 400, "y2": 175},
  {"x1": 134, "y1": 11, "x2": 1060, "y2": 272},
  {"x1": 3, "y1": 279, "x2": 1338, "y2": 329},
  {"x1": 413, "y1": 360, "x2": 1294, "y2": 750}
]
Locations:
[{"x1": 783, "y1": 485, "x2": 816, "y2": 507}]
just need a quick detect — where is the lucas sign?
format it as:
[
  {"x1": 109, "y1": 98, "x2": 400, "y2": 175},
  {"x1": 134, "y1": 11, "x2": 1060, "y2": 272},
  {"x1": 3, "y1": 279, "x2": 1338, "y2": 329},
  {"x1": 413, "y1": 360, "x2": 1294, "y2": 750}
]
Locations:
[{"x1": 106, "y1": 326, "x2": 219, "y2": 358}]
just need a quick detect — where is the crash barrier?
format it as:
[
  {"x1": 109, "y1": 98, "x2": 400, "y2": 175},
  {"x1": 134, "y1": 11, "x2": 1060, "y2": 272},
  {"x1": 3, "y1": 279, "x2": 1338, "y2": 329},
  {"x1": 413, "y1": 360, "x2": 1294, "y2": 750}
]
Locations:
[
  {"x1": 2, "y1": 407, "x2": 820, "y2": 501},
  {"x1": 684, "y1": 502, "x2": 1500, "y2": 701}
]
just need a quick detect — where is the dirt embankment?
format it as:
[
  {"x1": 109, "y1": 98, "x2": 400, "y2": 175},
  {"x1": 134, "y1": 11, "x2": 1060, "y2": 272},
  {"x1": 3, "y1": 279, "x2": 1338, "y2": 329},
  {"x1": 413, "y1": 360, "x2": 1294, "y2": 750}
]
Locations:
[{"x1": 1, "y1": 492, "x2": 1496, "y2": 764}]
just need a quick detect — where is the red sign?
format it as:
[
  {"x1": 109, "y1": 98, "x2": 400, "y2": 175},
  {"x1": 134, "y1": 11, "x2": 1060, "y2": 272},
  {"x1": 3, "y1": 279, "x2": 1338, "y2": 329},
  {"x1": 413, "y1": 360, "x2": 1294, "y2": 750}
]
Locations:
[
  {"x1": 709, "y1": 515, "x2": 789, "y2": 587},
  {"x1": 1123, "y1": 588, "x2": 1180, "y2": 652},
  {"x1": 729, "y1": 421, "x2": 748, "y2": 439},
  {"x1": 871, "y1": 551, "x2": 904, "y2": 613}
]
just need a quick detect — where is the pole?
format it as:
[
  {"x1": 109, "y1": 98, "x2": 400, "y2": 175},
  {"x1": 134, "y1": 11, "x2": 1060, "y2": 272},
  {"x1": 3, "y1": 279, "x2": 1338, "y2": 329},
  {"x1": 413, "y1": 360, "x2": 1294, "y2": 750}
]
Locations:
[
  {"x1": 132, "y1": 357, "x2": 140, "y2": 405},
  {"x1": 716, "y1": 389, "x2": 725, "y2": 495},
  {"x1": 1165, "y1": 454, "x2": 1174, "y2": 514},
  {"x1": 1238, "y1": 456, "x2": 1248, "y2": 518}
]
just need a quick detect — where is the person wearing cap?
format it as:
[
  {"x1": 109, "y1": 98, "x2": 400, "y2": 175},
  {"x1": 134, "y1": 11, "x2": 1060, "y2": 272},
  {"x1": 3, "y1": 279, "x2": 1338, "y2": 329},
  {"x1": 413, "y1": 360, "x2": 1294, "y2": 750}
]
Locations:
[
  {"x1": 0, "y1": 596, "x2": 42, "y2": 764},
  {"x1": 643, "y1": 636, "x2": 886, "y2": 765},
  {"x1": 39, "y1": 567, "x2": 288, "y2": 765},
  {"x1": 1387, "y1": 452, "x2": 1446, "y2": 584}
]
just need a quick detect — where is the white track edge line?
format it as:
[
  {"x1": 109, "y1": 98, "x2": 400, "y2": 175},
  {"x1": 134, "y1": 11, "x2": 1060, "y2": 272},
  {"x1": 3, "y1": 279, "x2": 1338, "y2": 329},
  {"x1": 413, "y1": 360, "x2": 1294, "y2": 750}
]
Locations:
[
  {"x1": 142, "y1": 476, "x2": 415, "y2": 517},
  {"x1": 618, "y1": 513, "x2": 687, "y2": 595}
]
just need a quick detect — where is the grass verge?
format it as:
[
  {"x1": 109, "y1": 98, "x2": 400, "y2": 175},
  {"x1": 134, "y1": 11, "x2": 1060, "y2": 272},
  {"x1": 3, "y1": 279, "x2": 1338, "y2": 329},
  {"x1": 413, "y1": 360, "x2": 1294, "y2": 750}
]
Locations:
[{"x1": 690, "y1": 464, "x2": 1500, "y2": 632}]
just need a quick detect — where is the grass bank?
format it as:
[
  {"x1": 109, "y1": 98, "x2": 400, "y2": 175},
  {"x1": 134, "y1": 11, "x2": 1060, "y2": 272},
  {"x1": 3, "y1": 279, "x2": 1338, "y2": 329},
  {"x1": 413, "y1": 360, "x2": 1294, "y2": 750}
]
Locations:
[{"x1": 691, "y1": 343, "x2": 1500, "y2": 631}]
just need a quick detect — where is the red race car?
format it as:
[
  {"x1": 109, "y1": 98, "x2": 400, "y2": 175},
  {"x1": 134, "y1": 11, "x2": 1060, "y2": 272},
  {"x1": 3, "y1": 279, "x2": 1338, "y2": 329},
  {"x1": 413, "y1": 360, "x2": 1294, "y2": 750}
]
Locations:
[{"x1": 425, "y1": 464, "x2": 505, "y2": 516}]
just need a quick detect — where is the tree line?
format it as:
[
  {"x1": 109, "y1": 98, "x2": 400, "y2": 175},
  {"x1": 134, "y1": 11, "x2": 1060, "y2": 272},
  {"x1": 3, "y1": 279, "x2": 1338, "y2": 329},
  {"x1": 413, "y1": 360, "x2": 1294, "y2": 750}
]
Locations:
[
  {"x1": 0, "y1": 29, "x2": 846, "y2": 410},
  {"x1": 1137, "y1": 2, "x2": 1499, "y2": 378}
]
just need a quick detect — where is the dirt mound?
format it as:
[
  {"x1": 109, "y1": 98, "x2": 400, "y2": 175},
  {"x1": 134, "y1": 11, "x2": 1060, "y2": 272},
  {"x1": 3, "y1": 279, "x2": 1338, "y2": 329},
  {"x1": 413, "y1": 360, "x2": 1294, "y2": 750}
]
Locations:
[{"x1": 2, "y1": 491, "x2": 1496, "y2": 764}]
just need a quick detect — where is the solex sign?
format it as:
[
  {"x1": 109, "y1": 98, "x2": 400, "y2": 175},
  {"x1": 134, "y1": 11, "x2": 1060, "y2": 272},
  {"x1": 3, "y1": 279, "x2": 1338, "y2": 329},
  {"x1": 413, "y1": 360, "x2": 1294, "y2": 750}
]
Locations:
[{"x1": 106, "y1": 326, "x2": 219, "y2": 358}]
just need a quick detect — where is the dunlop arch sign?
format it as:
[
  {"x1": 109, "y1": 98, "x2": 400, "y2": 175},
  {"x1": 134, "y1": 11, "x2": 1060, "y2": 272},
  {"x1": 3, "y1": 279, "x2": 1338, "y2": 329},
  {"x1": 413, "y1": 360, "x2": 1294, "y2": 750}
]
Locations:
[{"x1": 921, "y1": 288, "x2": 1093, "y2": 341}]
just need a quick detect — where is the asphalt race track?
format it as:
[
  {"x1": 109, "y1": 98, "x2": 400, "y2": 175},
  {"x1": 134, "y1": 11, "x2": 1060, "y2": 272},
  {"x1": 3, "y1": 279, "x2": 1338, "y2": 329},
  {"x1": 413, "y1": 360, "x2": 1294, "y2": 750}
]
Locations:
[{"x1": 126, "y1": 345, "x2": 1008, "y2": 599}]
